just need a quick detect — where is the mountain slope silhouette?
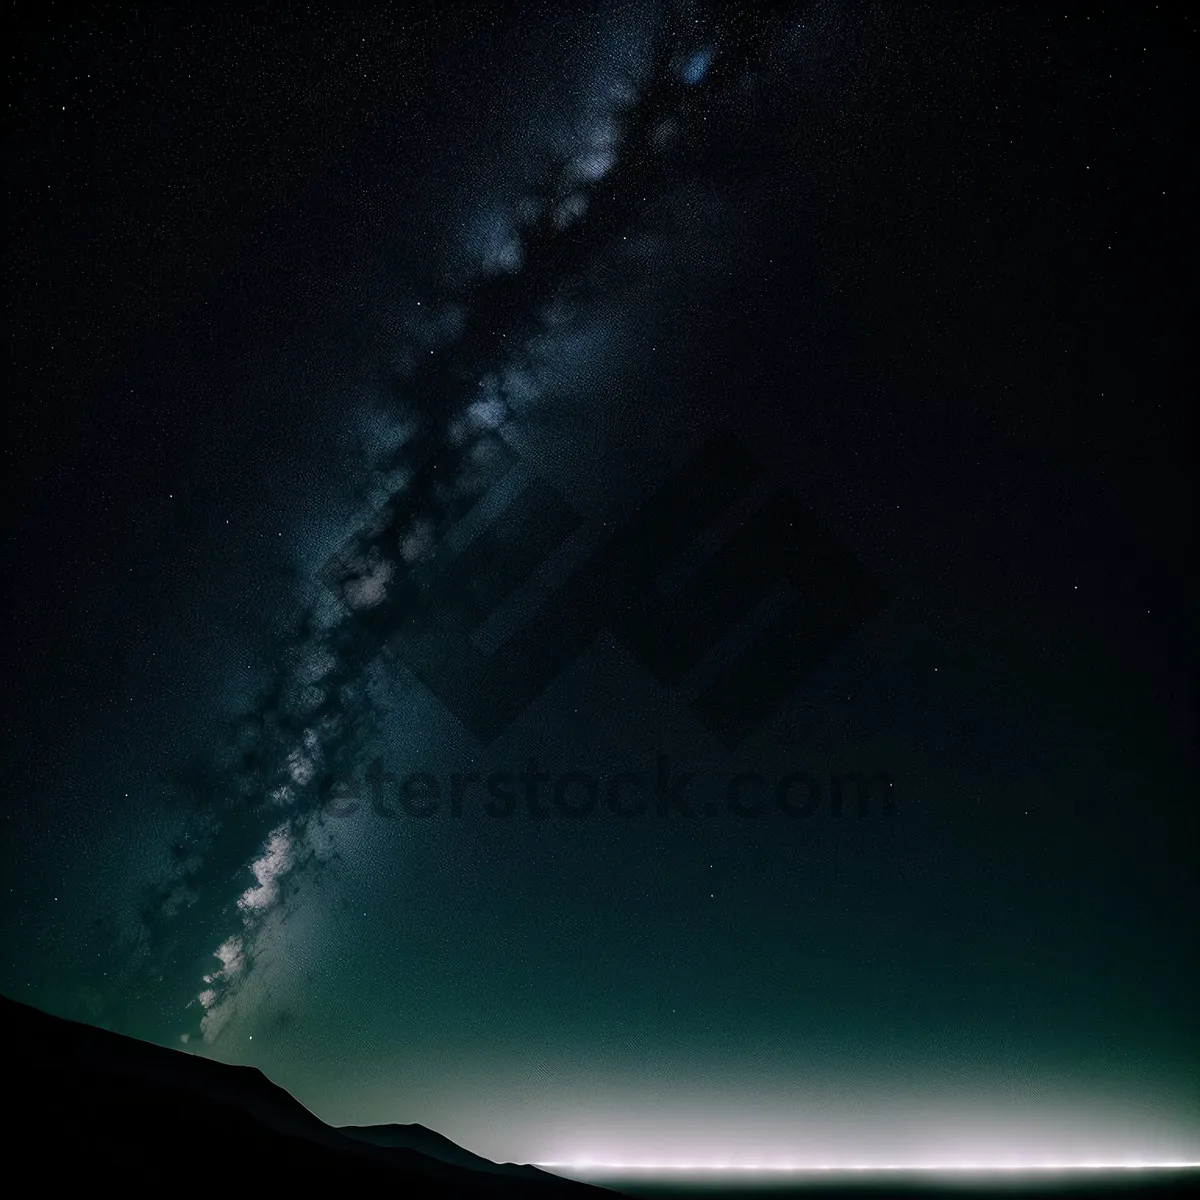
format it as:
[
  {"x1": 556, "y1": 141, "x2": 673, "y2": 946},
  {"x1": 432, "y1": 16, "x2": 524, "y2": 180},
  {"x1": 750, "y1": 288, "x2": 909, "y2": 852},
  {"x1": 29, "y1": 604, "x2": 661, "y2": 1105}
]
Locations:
[{"x1": 2, "y1": 993, "x2": 604, "y2": 1193}]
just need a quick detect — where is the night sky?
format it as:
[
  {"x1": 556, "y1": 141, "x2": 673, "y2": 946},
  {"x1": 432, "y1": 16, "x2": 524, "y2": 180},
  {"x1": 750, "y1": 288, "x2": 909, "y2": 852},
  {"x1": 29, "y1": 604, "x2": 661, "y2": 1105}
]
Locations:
[{"x1": 5, "y1": 0, "x2": 1197, "y2": 1173}]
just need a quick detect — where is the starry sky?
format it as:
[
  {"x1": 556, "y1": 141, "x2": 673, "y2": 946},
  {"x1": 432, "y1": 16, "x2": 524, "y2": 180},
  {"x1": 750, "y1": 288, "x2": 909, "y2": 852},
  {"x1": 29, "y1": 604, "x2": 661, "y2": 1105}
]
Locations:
[{"x1": 5, "y1": 0, "x2": 1197, "y2": 1170}]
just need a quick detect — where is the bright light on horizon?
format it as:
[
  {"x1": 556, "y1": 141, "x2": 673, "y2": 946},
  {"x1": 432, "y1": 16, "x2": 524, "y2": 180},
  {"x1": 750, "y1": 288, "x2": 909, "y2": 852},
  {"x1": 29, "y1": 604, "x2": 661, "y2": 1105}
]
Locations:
[{"x1": 537, "y1": 1159, "x2": 1200, "y2": 1175}]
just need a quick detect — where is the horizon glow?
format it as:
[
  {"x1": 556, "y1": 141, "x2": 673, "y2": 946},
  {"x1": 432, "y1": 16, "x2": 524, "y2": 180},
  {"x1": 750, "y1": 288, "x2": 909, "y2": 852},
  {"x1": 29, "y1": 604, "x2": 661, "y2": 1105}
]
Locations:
[
  {"x1": 509, "y1": 1096, "x2": 1200, "y2": 1179},
  {"x1": 539, "y1": 1159, "x2": 1200, "y2": 1175}
]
